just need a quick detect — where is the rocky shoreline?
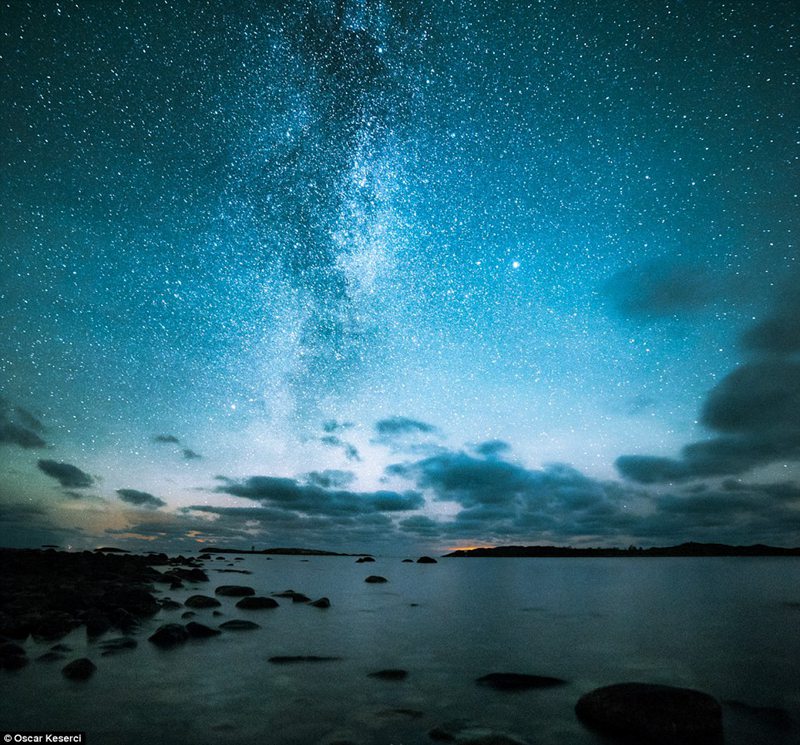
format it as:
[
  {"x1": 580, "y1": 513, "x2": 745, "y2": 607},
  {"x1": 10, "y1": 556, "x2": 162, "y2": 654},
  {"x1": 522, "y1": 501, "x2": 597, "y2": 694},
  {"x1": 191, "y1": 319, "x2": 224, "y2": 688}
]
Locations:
[{"x1": 0, "y1": 547, "x2": 793, "y2": 744}]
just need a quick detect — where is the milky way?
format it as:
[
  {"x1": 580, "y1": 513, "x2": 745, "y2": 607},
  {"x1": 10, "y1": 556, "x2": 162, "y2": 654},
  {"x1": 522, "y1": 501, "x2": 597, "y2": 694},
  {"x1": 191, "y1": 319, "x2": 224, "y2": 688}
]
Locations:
[{"x1": 1, "y1": 0, "x2": 798, "y2": 552}]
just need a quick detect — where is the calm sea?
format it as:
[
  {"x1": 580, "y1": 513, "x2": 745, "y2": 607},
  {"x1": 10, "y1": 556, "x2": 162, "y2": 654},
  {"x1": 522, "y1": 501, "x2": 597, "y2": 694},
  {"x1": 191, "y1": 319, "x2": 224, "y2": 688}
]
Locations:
[{"x1": 1, "y1": 555, "x2": 798, "y2": 744}]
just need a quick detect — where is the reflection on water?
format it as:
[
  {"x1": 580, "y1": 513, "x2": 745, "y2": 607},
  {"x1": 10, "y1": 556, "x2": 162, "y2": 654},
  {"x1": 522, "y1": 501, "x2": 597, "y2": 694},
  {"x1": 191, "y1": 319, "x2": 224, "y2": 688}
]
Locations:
[{"x1": 1, "y1": 556, "x2": 798, "y2": 744}]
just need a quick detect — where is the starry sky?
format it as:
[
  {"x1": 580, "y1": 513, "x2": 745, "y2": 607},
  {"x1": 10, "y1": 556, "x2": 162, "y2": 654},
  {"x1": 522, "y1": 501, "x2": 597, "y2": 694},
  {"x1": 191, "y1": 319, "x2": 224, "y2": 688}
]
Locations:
[{"x1": 1, "y1": 0, "x2": 798, "y2": 553}]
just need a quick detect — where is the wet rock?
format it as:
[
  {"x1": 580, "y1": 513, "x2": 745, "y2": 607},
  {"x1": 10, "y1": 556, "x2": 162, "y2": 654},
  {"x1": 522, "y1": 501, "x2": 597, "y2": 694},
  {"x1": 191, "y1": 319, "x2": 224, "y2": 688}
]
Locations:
[
  {"x1": 272, "y1": 590, "x2": 309, "y2": 602},
  {"x1": 169, "y1": 567, "x2": 209, "y2": 582},
  {"x1": 32, "y1": 612, "x2": 80, "y2": 641},
  {"x1": 98, "y1": 637, "x2": 137, "y2": 655},
  {"x1": 214, "y1": 585, "x2": 256, "y2": 597},
  {"x1": 181, "y1": 611, "x2": 196, "y2": 619},
  {"x1": 364, "y1": 576, "x2": 388, "y2": 583},
  {"x1": 575, "y1": 682, "x2": 723, "y2": 745},
  {"x1": 148, "y1": 623, "x2": 189, "y2": 648},
  {"x1": 212, "y1": 610, "x2": 223, "y2": 617},
  {"x1": 159, "y1": 599, "x2": 182, "y2": 610},
  {"x1": 368, "y1": 668, "x2": 407, "y2": 681},
  {"x1": 310, "y1": 597, "x2": 331, "y2": 608},
  {"x1": 356, "y1": 556, "x2": 375, "y2": 563},
  {"x1": 83, "y1": 610, "x2": 112, "y2": 637},
  {"x1": 100, "y1": 586, "x2": 160, "y2": 617},
  {"x1": 417, "y1": 556, "x2": 438, "y2": 564},
  {"x1": 476, "y1": 672, "x2": 566, "y2": 691},
  {"x1": 186, "y1": 621, "x2": 221, "y2": 638},
  {"x1": 376, "y1": 708, "x2": 424, "y2": 719},
  {"x1": 268, "y1": 655, "x2": 342, "y2": 664},
  {"x1": 218, "y1": 619, "x2": 260, "y2": 631},
  {"x1": 236, "y1": 596, "x2": 279, "y2": 610},
  {"x1": 62, "y1": 657, "x2": 96, "y2": 681},
  {"x1": 215, "y1": 568, "x2": 252, "y2": 574},
  {"x1": 402, "y1": 559, "x2": 414, "y2": 563},
  {"x1": 185, "y1": 595, "x2": 221, "y2": 609},
  {"x1": 0, "y1": 641, "x2": 28, "y2": 670}
]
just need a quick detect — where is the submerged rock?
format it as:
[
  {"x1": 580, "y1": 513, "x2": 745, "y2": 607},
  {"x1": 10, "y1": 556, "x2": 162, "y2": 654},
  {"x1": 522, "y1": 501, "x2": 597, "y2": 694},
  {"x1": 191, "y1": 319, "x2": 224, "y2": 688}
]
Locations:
[
  {"x1": 268, "y1": 655, "x2": 341, "y2": 664},
  {"x1": 575, "y1": 682, "x2": 723, "y2": 745},
  {"x1": 235, "y1": 596, "x2": 279, "y2": 610},
  {"x1": 364, "y1": 575, "x2": 388, "y2": 583},
  {"x1": 476, "y1": 672, "x2": 566, "y2": 691},
  {"x1": 356, "y1": 556, "x2": 375, "y2": 563},
  {"x1": 214, "y1": 585, "x2": 255, "y2": 597},
  {"x1": 310, "y1": 597, "x2": 331, "y2": 608},
  {"x1": 272, "y1": 590, "x2": 310, "y2": 602},
  {"x1": 184, "y1": 595, "x2": 221, "y2": 609},
  {"x1": 62, "y1": 657, "x2": 96, "y2": 681},
  {"x1": 148, "y1": 623, "x2": 189, "y2": 648},
  {"x1": 368, "y1": 668, "x2": 408, "y2": 681},
  {"x1": 218, "y1": 619, "x2": 260, "y2": 631}
]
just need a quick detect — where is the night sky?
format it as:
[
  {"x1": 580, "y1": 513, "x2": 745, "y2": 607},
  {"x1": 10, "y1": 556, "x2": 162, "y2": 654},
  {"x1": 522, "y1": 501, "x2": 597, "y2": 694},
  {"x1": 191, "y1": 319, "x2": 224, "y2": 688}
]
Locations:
[{"x1": 1, "y1": 0, "x2": 798, "y2": 553}]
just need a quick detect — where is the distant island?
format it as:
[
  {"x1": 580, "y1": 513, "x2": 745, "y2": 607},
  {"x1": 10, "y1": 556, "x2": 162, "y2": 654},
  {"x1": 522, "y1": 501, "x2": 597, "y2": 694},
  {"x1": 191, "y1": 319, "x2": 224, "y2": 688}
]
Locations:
[
  {"x1": 444, "y1": 542, "x2": 800, "y2": 558},
  {"x1": 199, "y1": 546, "x2": 371, "y2": 557}
]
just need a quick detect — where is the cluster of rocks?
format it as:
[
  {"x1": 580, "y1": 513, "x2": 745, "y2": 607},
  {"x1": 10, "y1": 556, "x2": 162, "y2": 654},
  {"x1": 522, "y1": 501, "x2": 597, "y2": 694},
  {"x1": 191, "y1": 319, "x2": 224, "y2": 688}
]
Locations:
[{"x1": 0, "y1": 548, "x2": 205, "y2": 650}]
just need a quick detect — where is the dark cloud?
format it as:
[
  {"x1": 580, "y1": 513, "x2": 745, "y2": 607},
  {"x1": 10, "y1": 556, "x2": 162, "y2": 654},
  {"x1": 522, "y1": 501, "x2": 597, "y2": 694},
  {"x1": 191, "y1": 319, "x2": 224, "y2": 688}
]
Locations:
[
  {"x1": 116, "y1": 488, "x2": 167, "y2": 509},
  {"x1": 303, "y1": 469, "x2": 355, "y2": 489},
  {"x1": 153, "y1": 434, "x2": 180, "y2": 444},
  {"x1": 322, "y1": 419, "x2": 353, "y2": 434},
  {"x1": 37, "y1": 459, "x2": 94, "y2": 488},
  {"x1": 740, "y1": 285, "x2": 800, "y2": 355},
  {"x1": 375, "y1": 416, "x2": 439, "y2": 438},
  {"x1": 618, "y1": 358, "x2": 800, "y2": 483},
  {"x1": 214, "y1": 474, "x2": 422, "y2": 516},
  {"x1": 0, "y1": 398, "x2": 46, "y2": 449},
  {"x1": 319, "y1": 434, "x2": 361, "y2": 461},
  {"x1": 472, "y1": 440, "x2": 511, "y2": 458},
  {"x1": 605, "y1": 258, "x2": 721, "y2": 318},
  {"x1": 617, "y1": 271, "x2": 800, "y2": 490},
  {"x1": 182, "y1": 448, "x2": 203, "y2": 460},
  {"x1": 391, "y1": 445, "x2": 800, "y2": 546}
]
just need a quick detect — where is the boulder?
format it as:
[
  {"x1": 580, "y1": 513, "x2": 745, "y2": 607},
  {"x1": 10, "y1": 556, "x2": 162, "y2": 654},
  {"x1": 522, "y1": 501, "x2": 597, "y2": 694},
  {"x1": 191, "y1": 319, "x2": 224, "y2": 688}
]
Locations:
[
  {"x1": 356, "y1": 556, "x2": 375, "y2": 563},
  {"x1": 310, "y1": 597, "x2": 331, "y2": 608},
  {"x1": 159, "y1": 599, "x2": 182, "y2": 610},
  {"x1": 364, "y1": 576, "x2": 388, "y2": 583},
  {"x1": 32, "y1": 612, "x2": 80, "y2": 641},
  {"x1": 476, "y1": 672, "x2": 566, "y2": 691},
  {"x1": 214, "y1": 585, "x2": 256, "y2": 597},
  {"x1": 169, "y1": 567, "x2": 209, "y2": 582},
  {"x1": 218, "y1": 619, "x2": 260, "y2": 631},
  {"x1": 417, "y1": 556, "x2": 438, "y2": 564},
  {"x1": 181, "y1": 611, "x2": 196, "y2": 619},
  {"x1": 0, "y1": 641, "x2": 28, "y2": 670},
  {"x1": 100, "y1": 586, "x2": 160, "y2": 617},
  {"x1": 184, "y1": 595, "x2": 221, "y2": 609},
  {"x1": 272, "y1": 590, "x2": 309, "y2": 601},
  {"x1": 186, "y1": 622, "x2": 221, "y2": 638},
  {"x1": 62, "y1": 657, "x2": 96, "y2": 681},
  {"x1": 235, "y1": 596, "x2": 279, "y2": 610},
  {"x1": 148, "y1": 623, "x2": 189, "y2": 648},
  {"x1": 575, "y1": 682, "x2": 724, "y2": 745}
]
